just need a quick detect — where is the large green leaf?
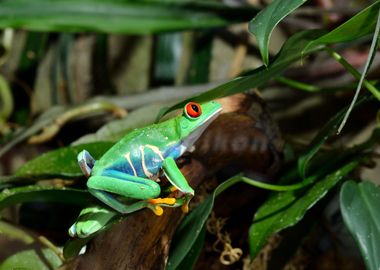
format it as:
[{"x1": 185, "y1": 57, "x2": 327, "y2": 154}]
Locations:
[
  {"x1": 248, "y1": 0, "x2": 307, "y2": 66},
  {"x1": 0, "y1": 142, "x2": 113, "y2": 188},
  {"x1": 0, "y1": 0, "x2": 257, "y2": 33},
  {"x1": 73, "y1": 104, "x2": 164, "y2": 144},
  {"x1": 340, "y1": 181, "x2": 380, "y2": 270},
  {"x1": 249, "y1": 159, "x2": 360, "y2": 258},
  {"x1": 0, "y1": 221, "x2": 62, "y2": 270},
  {"x1": 0, "y1": 185, "x2": 91, "y2": 210},
  {"x1": 15, "y1": 142, "x2": 113, "y2": 178}
]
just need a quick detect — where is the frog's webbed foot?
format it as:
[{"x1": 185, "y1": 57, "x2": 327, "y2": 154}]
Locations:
[
  {"x1": 78, "y1": 150, "x2": 95, "y2": 178},
  {"x1": 147, "y1": 197, "x2": 177, "y2": 216},
  {"x1": 162, "y1": 186, "x2": 193, "y2": 213}
]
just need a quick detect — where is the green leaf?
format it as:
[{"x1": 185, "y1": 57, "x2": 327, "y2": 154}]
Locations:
[
  {"x1": 15, "y1": 142, "x2": 113, "y2": 179},
  {"x1": 0, "y1": 221, "x2": 62, "y2": 270},
  {"x1": 297, "y1": 95, "x2": 372, "y2": 178},
  {"x1": 167, "y1": 175, "x2": 243, "y2": 269},
  {"x1": 167, "y1": 195, "x2": 212, "y2": 270},
  {"x1": 249, "y1": 159, "x2": 360, "y2": 258},
  {"x1": 0, "y1": 0, "x2": 258, "y2": 34},
  {"x1": 0, "y1": 248, "x2": 62, "y2": 270},
  {"x1": 73, "y1": 104, "x2": 164, "y2": 144},
  {"x1": 305, "y1": 0, "x2": 380, "y2": 53},
  {"x1": 0, "y1": 185, "x2": 91, "y2": 210},
  {"x1": 175, "y1": 226, "x2": 206, "y2": 270},
  {"x1": 248, "y1": 0, "x2": 307, "y2": 66},
  {"x1": 340, "y1": 181, "x2": 380, "y2": 270}
]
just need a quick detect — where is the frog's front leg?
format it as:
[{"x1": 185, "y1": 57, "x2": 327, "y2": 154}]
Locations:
[
  {"x1": 162, "y1": 157, "x2": 195, "y2": 213},
  {"x1": 87, "y1": 170, "x2": 176, "y2": 216}
]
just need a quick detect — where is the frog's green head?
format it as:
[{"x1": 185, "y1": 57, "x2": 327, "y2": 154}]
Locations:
[{"x1": 177, "y1": 101, "x2": 222, "y2": 151}]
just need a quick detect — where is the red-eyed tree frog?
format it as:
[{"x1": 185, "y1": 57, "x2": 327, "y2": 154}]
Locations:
[{"x1": 69, "y1": 101, "x2": 222, "y2": 238}]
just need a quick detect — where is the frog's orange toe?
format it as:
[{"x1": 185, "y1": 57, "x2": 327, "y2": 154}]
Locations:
[
  {"x1": 169, "y1": 186, "x2": 177, "y2": 192},
  {"x1": 181, "y1": 200, "x2": 190, "y2": 213},
  {"x1": 151, "y1": 205, "x2": 164, "y2": 216},
  {"x1": 149, "y1": 197, "x2": 176, "y2": 205}
]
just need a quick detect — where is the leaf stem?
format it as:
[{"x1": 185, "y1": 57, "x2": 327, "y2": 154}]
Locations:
[
  {"x1": 214, "y1": 174, "x2": 317, "y2": 197},
  {"x1": 276, "y1": 76, "x2": 320, "y2": 92},
  {"x1": 0, "y1": 75, "x2": 13, "y2": 120},
  {"x1": 240, "y1": 176, "x2": 316, "y2": 191},
  {"x1": 325, "y1": 47, "x2": 380, "y2": 102}
]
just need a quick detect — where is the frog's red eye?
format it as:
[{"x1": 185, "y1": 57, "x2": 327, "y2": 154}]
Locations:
[{"x1": 185, "y1": 102, "x2": 202, "y2": 118}]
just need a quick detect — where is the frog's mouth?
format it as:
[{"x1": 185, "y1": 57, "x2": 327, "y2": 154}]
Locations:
[{"x1": 180, "y1": 107, "x2": 222, "y2": 153}]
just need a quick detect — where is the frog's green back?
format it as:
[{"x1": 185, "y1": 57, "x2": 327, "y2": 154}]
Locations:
[{"x1": 91, "y1": 101, "x2": 222, "y2": 178}]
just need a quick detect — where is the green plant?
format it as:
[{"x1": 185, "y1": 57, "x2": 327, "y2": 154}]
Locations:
[{"x1": 0, "y1": 0, "x2": 380, "y2": 269}]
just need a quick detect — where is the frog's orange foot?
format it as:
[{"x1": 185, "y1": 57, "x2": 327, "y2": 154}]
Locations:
[
  {"x1": 149, "y1": 197, "x2": 176, "y2": 205},
  {"x1": 148, "y1": 198, "x2": 176, "y2": 216}
]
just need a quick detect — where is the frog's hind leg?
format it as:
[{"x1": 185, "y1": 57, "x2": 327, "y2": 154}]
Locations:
[
  {"x1": 87, "y1": 172, "x2": 174, "y2": 215},
  {"x1": 88, "y1": 188, "x2": 157, "y2": 214},
  {"x1": 78, "y1": 150, "x2": 95, "y2": 178},
  {"x1": 87, "y1": 171, "x2": 162, "y2": 200}
]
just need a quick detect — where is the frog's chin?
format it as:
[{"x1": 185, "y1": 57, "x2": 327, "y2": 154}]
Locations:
[{"x1": 180, "y1": 109, "x2": 221, "y2": 154}]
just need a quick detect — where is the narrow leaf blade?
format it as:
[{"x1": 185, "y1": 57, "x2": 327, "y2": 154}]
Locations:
[{"x1": 167, "y1": 175, "x2": 243, "y2": 269}]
